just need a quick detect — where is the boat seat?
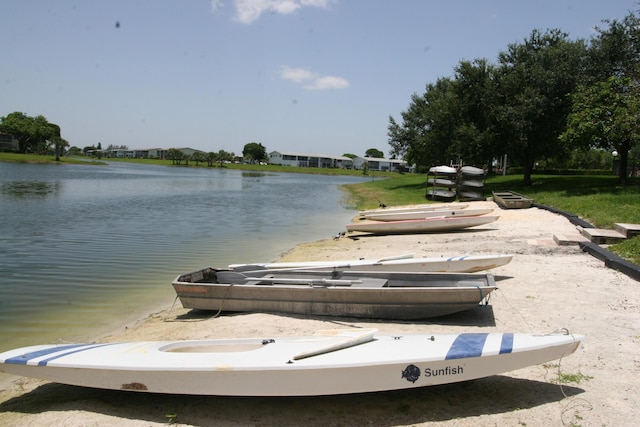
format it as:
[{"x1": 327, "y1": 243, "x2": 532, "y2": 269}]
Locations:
[{"x1": 349, "y1": 278, "x2": 389, "y2": 288}]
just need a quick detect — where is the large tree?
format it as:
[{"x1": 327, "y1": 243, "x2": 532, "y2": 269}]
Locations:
[
  {"x1": 579, "y1": 11, "x2": 640, "y2": 182},
  {"x1": 243, "y1": 142, "x2": 267, "y2": 163},
  {"x1": 561, "y1": 76, "x2": 639, "y2": 183},
  {"x1": 365, "y1": 148, "x2": 384, "y2": 158},
  {"x1": 493, "y1": 29, "x2": 588, "y2": 185},
  {"x1": 388, "y1": 77, "x2": 459, "y2": 169},
  {"x1": 451, "y1": 58, "x2": 499, "y2": 169},
  {"x1": 0, "y1": 112, "x2": 58, "y2": 154}
]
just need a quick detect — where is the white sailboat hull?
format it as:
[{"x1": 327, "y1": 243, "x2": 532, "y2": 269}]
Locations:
[
  {"x1": 346, "y1": 215, "x2": 499, "y2": 234},
  {"x1": 0, "y1": 330, "x2": 582, "y2": 396},
  {"x1": 359, "y1": 203, "x2": 469, "y2": 216},
  {"x1": 362, "y1": 207, "x2": 494, "y2": 222},
  {"x1": 230, "y1": 254, "x2": 513, "y2": 273}
]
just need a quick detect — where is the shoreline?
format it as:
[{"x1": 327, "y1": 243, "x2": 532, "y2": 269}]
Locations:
[{"x1": 1, "y1": 200, "x2": 639, "y2": 426}]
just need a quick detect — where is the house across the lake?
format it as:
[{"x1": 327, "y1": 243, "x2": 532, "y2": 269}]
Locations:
[
  {"x1": 351, "y1": 156, "x2": 410, "y2": 172},
  {"x1": 103, "y1": 148, "x2": 198, "y2": 159},
  {"x1": 0, "y1": 133, "x2": 19, "y2": 152},
  {"x1": 268, "y1": 151, "x2": 354, "y2": 169},
  {"x1": 269, "y1": 150, "x2": 410, "y2": 171}
]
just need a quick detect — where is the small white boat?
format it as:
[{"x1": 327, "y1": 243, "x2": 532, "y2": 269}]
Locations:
[
  {"x1": 429, "y1": 165, "x2": 458, "y2": 174},
  {"x1": 458, "y1": 179, "x2": 484, "y2": 188},
  {"x1": 362, "y1": 207, "x2": 494, "y2": 222},
  {"x1": 230, "y1": 253, "x2": 513, "y2": 273},
  {"x1": 427, "y1": 177, "x2": 456, "y2": 187},
  {"x1": 359, "y1": 203, "x2": 468, "y2": 216},
  {"x1": 426, "y1": 189, "x2": 456, "y2": 201},
  {"x1": 460, "y1": 165, "x2": 485, "y2": 176},
  {"x1": 0, "y1": 329, "x2": 583, "y2": 396},
  {"x1": 346, "y1": 215, "x2": 499, "y2": 235}
]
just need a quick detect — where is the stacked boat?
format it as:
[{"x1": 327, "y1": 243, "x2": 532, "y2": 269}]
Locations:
[
  {"x1": 347, "y1": 202, "x2": 498, "y2": 235},
  {"x1": 458, "y1": 166, "x2": 486, "y2": 201},
  {"x1": 426, "y1": 166, "x2": 458, "y2": 201}
]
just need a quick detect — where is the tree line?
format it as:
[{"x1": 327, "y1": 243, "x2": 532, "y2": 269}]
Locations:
[
  {"x1": 0, "y1": 112, "x2": 69, "y2": 161},
  {"x1": 387, "y1": 11, "x2": 640, "y2": 184}
]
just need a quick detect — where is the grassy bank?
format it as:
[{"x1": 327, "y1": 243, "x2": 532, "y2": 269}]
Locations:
[{"x1": 0, "y1": 152, "x2": 106, "y2": 165}]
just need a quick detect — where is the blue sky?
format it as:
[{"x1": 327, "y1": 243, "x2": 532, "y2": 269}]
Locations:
[{"x1": 1, "y1": 1, "x2": 637, "y2": 158}]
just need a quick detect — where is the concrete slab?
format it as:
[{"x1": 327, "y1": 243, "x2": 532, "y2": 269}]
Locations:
[
  {"x1": 527, "y1": 238, "x2": 557, "y2": 246},
  {"x1": 614, "y1": 223, "x2": 640, "y2": 239},
  {"x1": 553, "y1": 233, "x2": 589, "y2": 246},
  {"x1": 580, "y1": 228, "x2": 626, "y2": 244}
]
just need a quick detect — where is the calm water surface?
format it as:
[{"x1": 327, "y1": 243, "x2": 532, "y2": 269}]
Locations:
[{"x1": 0, "y1": 162, "x2": 366, "y2": 352}]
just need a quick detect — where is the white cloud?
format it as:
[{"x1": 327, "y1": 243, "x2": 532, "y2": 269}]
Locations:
[
  {"x1": 279, "y1": 66, "x2": 349, "y2": 91},
  {"x1": 211, "y1": 0, "x2": 332, "y2": 24},
  {"x1": 280, "y1": 66, "x2": 316, "y2": 83},
  {"x1": 304, "y1": 75, "x2": 350, "y2": 90},
  {"x1": 210, "y1": 0, "x2": 224, "y2": 13}
]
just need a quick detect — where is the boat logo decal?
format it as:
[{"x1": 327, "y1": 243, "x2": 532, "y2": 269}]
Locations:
[{"x1": 401, "y1": 364, "x2": 421, "y2": 383}]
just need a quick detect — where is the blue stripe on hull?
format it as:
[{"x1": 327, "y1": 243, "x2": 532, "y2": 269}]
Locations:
[
  {"x1": 4, "y1": 344, "x2": 88, "y2": 365},
  {"x1": 445, "y1": 333, "x2": 489, "y2": 360},
  {"x1": 500, "y1": 333, "x2": 514, "y2": 354},
  {"x1": 37, "y1": 344, "x2": 112, "y2": 366},
  {"x1": 4, "y1": 344, "x2": 112, "y2": 366}
]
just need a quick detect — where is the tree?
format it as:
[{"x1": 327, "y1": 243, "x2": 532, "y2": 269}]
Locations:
[
  {"x1": 588, "y1": 11, "x2": 640, "y2": 83},
  {"x1": 451, "y1": 59, "x2": 499, "y2": 169},
  {"x1": 561, "y1": 76, "x2": 640, "y2": 183},
  {"x1": 191, "y1": 151, "x2": 206, "y2": 166},
  {"x1": 206, "y1": 152, "x2": 217, "y2": 167},
  {"x1": 388, "y1": 77, "x2": 459, "y2": 170},
  {"x1": 574, "y1": 11, "x2": 640, "y2": 183},
  {"x1": 494, "y1": 29, "x2": 587, "y2": 185},
  {"x1": 52, "y1": 136, "x2": 69, "y2": 161},
  {"x1": 167, "y1": 148, "x2": 184, "y2": 165},
  {"x1": 0, "y1": 112, "x2": 58, "y2": 154},
  {"x1": 216, "y1": 150, "x2": 234, "y2": 166},
  {"x1": 365, "y1": 148, "x2": 384, "y2": 158},
  {"x1": 243, "y1": 142, "x2": 267, "y2": 163}
]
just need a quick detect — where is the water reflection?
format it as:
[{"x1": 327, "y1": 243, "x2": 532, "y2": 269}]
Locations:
[
  {"x1": 1, "y1": 181, "x2": 61, "y2": 197},
  {"x1": 0, "y1": 161, "x2": 366, "y2": 352},
  {"x1": 241, "y1": 172, "x2": 273, "y2": 178}
]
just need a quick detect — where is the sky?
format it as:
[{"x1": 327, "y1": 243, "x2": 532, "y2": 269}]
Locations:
[{"x1": 1, "y1": 0, "x2": 638, "y2": 158}]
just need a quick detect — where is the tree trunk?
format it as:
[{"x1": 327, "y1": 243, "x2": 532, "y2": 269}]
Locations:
[
  {"x1": 523, "y1": 161, "x2": 534, "y2": 186},
  {"x1": 618, "y1": 140, "x2": 630, "y2": 185}
]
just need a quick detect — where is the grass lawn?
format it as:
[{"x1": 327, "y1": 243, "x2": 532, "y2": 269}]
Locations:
[{"x1": 0, "y1": 152, "x2": 106, "y2": 165}]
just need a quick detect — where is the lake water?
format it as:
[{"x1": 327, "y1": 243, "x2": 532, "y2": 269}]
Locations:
[{"x1": 0, "y1": 161, "x2": 367, "y2": 352}]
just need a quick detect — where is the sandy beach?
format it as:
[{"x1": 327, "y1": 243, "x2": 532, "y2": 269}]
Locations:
[{"x1": 1, "y1": 200, "x2": 639, "y2": 426}]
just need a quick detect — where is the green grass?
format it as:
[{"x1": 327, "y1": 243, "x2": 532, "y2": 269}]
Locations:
[{"x1": 0, "y1": 152, "x2": 106, "y2": 165}]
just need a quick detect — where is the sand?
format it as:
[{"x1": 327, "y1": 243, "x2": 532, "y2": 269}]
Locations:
[{"x1": 0, "y1": 200, "x2": 639, "y2": 426}]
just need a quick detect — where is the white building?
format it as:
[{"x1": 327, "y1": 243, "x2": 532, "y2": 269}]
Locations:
[
  {"x1": 269, "y1": 151, "x2": 354, "y2": 169},
  {"x1": 352, "y1": 156, "x2": 409, "y2": 172},
  {"x1": 0, "y1": 134, "x2": 19, "y2": 151}
]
